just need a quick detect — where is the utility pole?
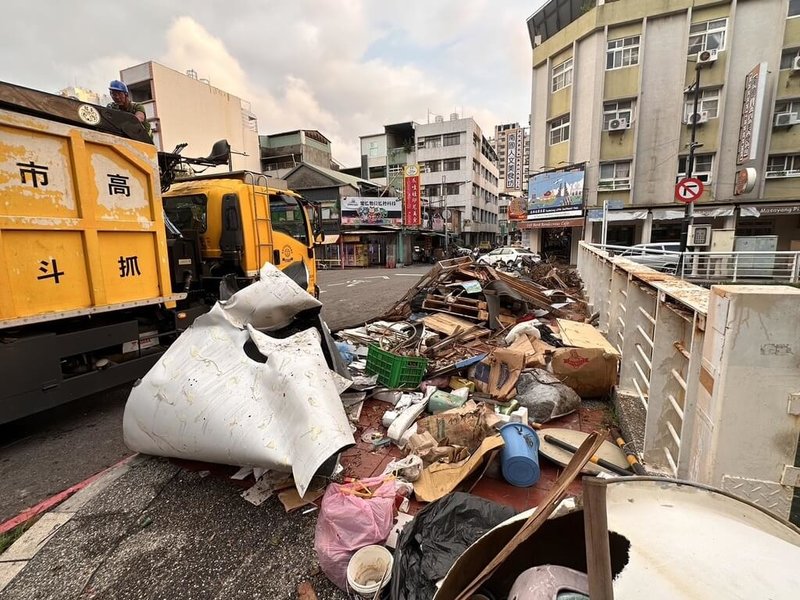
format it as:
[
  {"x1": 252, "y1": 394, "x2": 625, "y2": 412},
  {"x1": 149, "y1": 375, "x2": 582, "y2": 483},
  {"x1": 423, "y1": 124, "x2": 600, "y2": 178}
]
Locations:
[{"x1": 678, "y1": 62, "x2": 703, "y2": 260}]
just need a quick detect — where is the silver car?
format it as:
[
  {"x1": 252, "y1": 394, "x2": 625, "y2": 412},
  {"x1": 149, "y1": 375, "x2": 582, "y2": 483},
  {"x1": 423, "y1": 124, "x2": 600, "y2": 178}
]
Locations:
[{"x1": 618, "y1": 242, "x2": 681, "y2": 272}]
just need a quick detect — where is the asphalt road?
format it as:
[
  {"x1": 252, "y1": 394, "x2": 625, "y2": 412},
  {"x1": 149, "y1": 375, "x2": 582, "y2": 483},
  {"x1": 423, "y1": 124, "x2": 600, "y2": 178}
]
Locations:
[{"x1": 0, "y1": 266, "x2": 428, "y2": 523}]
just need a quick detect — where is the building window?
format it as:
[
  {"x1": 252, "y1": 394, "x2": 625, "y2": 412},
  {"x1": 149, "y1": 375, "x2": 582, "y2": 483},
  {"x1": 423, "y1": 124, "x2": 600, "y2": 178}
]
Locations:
[
  {"x1": 790, "y1": 0, "x2": 800, "y2": 17},
  {"x1": 443, "y1": 183, "x2": 460, "y2": 195},
  {"x1": 677, "y1": 154, "x2": 714, "y2": 183},
  {"x1": 775, "y1": 99, "x2": 800, "y2": 115},
  {"x1": 606, "y1": 36, "x2": 640, "y2": 70},
  {"x1": 426, "y1": 185, "x2": 439, "y2": 197},
  {"x1": 443, "y1": 133, "x2": 460, "y2": 146},
  {"x1": 780, "y1": 49, "x2": 800, "y2": 70},
  {"x1": 766, "y1": 155, "x2": 800, "y2": 177},
  {"x1": 688, "y1": 19, "x2": 727, "y2": 55},
  {"x1": 424, "y1": 160, "x2": 441, "y2": 173},
  {"x1": 684, "y1": 88, "x2": 721, "y2": 121},
  {"x1": 549, "y1": 114, "x2": 570, "y2": 145},
  {"x1": 599, "y1": 162, "x2": 632, "y2": 190},
  {"x1": 425, "y1": 136, "x2": 442, "y2": 149},
  {"x1": 603, "y1": 100, "x2": 634, "y2": 129},
  {"x1": 368, "y1": 142, "x2": 379, "y2": 157},
  {"x1": 551, "y1": 58, "x2": 573, "y2": 92},
  {"x1": 443, "y1": 158, "x2": 461, "y2": 171}
]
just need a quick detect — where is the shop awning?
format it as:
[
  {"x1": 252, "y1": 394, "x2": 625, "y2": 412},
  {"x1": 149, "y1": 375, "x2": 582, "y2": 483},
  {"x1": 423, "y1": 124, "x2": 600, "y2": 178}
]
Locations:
[
  {"x1": 586, "y1": 210, "x2": 647, "y2": 222},
  {"x1": 319, "y1": 234, "x2": 340, "y2": 245},
  {"x1": 652, "y1": 206, "x2": 735, "y2": 220},
  {"x1": 741, "y1": 203, "x2": 800, "y2": 217}
]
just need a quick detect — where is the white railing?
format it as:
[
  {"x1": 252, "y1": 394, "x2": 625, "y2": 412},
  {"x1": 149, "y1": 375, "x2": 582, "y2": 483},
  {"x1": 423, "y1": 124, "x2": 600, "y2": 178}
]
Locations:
[
  {"x1": 594, "y1": 244, "x2": 800, "y2": 283},
  {"x1": 577, "y1": 241, "x2": 800, "y2": 523},
  {"x1": 680, "y1": 251, "x2": 800, "y2": 283}
]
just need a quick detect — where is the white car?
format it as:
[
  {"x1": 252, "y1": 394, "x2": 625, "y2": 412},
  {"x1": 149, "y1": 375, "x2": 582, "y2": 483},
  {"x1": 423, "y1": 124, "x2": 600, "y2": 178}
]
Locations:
[{"x1": 477, "y1": 247, "x2": 541, "y2": 267}]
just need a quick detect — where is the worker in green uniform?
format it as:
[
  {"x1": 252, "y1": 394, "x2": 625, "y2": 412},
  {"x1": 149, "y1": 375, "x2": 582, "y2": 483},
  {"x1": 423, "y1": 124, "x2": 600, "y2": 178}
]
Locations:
[{"x1": 108, "y1": 80, "x2": 152, "y2": 139}]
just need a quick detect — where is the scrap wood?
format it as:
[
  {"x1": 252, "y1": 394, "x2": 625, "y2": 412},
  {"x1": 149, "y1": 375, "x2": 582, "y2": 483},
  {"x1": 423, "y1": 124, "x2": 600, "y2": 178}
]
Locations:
[
  {"x1": 493, "y1": 270, "x2": 568, "y2": 317},
  {"x1": 453, "y1": 431, "x2": 607, "y2": 600},
  {"x1": 278, "y1": 486, "x2": 325, "y2": 512},
  {"x1": 422, "y1": 313, "x2": 490, "y2": 341},
  {"x1": 385, "y1": 257, "x2": 475, "y2": 317}
]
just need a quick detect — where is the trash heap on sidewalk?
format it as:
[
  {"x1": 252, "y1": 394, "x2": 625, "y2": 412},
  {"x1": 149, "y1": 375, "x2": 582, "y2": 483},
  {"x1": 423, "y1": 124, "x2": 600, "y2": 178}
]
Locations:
[{"x1": 119, "y1": 259, "x2": 800, "y2": 599}]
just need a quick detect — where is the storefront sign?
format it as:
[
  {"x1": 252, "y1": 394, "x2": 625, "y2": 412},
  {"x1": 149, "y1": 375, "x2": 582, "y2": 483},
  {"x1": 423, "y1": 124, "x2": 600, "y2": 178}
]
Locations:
[
  {"x1": 403, "y1": 164, "x2": 421, "y2": 227},
  {"x1": 341, "y1": 196, "x2": 402, "y2": 226},
  {"x1": 508, "y1": 196, "x2": 527, "y2": 220},
  {"x1": 523, "y1": 167, "x2": 585, "y2": 220},
  {"x1": 504, "y1": 128, "x2": 525, "y2": 191},
  {"x1": 516, "y1": 217, "x2": 584, "y2": 229},
  {"x1": 734, "y1": 167, "x2": 757, "y2": 195},
  {"x1": 742, "y1": 203, "x2": 800, "y2": 217},
  {"x1": 736, "y1": 62, "x2": 767, "y2": 165}
]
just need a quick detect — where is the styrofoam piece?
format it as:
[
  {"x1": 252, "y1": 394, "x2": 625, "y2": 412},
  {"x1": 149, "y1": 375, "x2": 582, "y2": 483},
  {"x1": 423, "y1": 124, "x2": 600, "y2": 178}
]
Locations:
[{"x1": 123, "y1": 264, "x2": 354, "y2": 497}]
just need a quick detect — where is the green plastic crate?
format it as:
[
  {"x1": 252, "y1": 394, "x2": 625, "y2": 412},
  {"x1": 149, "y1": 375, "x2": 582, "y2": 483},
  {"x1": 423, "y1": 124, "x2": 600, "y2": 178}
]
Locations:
[{"x1": 366, "y1": 345, "x2": 428, "y2": 389}]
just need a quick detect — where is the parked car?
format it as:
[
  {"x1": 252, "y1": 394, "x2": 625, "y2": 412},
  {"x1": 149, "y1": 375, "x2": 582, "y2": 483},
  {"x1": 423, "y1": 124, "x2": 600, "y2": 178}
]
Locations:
[
  {"x1": 618, "y1": 242, "x2": 681, "y2": 272},
  {"x1": 477, "y1": 246, "x2": 541, "y2": 267}
]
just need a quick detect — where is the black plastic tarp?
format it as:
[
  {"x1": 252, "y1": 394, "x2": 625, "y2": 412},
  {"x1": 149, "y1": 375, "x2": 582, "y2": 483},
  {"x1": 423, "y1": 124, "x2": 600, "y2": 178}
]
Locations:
[{"x1": 390, "y1": 492, "x2": 516, "y2": 600}]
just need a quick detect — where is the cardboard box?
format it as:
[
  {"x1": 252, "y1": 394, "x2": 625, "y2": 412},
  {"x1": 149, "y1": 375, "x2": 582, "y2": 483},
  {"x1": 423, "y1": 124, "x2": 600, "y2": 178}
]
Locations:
[{"x1": 551, "y1": 319, "x2": 620, "y2": 398}]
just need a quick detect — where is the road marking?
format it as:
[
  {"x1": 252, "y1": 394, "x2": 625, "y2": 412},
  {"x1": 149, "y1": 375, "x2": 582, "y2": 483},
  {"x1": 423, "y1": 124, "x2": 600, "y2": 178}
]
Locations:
[
  {"x1": 327, "y1": 282, "x2": 346, "y2": 287},
  {"x1": 395, "y1": 273, "x2": 426, "y2": 276},
  {"x1": 364, "y1": 276, "x2": 390, "y2": 280}
]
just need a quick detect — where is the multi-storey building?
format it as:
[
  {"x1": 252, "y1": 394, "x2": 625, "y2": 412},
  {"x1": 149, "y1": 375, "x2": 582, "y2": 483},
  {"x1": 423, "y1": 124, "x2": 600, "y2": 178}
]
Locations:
[
  {"x1": 59, "y1": 86, "x2": 108, "y2": 106},
  {"x1": 259, "y1": 130, "x2": 334, "y2": 178},
  {"x1": 120, "y1": 62, "x2": 260, "y2": 172},
  {"x1": 359, "y1": 115, "x2": 500, "y2": 255},
  {"x1": 493, "y1": 122, "x2": 531, "y2": 244},
  {"x1": 524, "y1": 0, "x2": 800, "y2": 262}
]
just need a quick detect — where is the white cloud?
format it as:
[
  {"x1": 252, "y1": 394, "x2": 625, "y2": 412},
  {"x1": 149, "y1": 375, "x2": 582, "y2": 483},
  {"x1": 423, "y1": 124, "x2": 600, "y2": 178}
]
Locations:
[{"x1": 0, "y1": 0, "x2": 537, "y2": 166}]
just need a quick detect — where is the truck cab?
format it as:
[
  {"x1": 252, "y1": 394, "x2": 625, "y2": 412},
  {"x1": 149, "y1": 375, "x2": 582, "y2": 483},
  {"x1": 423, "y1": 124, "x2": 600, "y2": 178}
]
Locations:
[{"x1": 163, "y1": 171, "x2": 319, "y2": 297}]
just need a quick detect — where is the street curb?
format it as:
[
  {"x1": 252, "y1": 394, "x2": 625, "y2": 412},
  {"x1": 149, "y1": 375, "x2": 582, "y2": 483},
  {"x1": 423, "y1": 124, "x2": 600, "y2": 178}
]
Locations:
[{"x1": 0, "y1": 454, "x2": 141, "y2": 593}]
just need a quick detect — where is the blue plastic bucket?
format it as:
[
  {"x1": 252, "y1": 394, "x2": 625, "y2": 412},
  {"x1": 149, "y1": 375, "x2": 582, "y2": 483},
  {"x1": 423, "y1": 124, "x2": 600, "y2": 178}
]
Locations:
[{"x1": 499, "y1": 423, "x2": 541, "y2": 487}]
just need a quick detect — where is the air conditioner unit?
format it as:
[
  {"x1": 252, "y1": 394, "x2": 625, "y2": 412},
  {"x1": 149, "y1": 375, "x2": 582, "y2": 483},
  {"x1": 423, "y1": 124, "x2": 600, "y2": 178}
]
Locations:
[
  {"x1": 774, "y1": 112, "x2": 800, "y2": 127},
  {"x1": 608, "y1": 117, "x2": 630, "y2": 132},
  {"x1": 697, "y1": 49, "x2": 718, "y2": 66},
  {"x1": 792, "y1": 56, "x2": 800, "y2": 73},
  {"x1": 689, "y1": 224, "x2": 712, "y2": 247},
  {"x1": 686, "y1": 111, "x2": 709, "y2": 126}
]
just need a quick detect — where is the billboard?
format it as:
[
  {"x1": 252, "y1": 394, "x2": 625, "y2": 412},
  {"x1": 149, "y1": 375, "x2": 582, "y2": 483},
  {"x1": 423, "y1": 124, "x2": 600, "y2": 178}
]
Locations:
[
  {"x1": 341, "y1": 196, "x2": 402, "y2": 226},
  {"x1": 504, "y1": 128, "x2": 525, "y2": 191},
  {"x1": 403, "y1": 164, "x2": 421, "y2": 226},
  {"x1": 525, "y1": 167, "x2": 585, "y2": 220}
]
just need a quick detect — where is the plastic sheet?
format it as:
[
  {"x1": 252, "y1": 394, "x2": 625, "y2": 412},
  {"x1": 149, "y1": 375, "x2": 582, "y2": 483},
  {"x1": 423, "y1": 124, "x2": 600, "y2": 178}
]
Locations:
[{"x1": 390, "y1": 492, "x2": 515, "y2": 600}]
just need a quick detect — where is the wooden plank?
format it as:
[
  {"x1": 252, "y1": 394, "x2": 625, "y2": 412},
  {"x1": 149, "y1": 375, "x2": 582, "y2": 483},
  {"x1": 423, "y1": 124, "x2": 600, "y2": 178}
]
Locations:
[
  {"x1": 583, "y1": 477, "x2": 614, "y2": 599},
  {"x1": 421, "y1": 313, "x2": 477, "y2": 335}
]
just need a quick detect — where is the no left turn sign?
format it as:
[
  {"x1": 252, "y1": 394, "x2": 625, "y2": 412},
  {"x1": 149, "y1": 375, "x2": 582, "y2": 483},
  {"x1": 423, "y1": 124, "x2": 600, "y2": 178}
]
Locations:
[{"x1": 675, "y1": 177, "x2": 704, "y2": 204}]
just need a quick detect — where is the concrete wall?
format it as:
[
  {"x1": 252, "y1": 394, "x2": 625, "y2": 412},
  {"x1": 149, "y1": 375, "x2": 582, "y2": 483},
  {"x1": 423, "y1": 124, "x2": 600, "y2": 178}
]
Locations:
[
  {"x1": 122, "y1": 62, "x2": 260, "y2": 172},
  {"x1": 632, "y1": 12, "x2": 687, "y2": 203}
]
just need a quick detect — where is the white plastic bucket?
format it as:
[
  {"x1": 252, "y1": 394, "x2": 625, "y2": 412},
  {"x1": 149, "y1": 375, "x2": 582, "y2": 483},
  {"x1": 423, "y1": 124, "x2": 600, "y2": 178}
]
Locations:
[{"x1": 347, "y1": 545, "x2": 393, "y2": 597}]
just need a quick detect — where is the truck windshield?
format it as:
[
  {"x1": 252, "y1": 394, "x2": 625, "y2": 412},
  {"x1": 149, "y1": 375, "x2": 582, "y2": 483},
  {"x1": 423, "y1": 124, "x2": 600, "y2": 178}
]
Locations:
[
  {"x1": 163, "y1": 194, "x2": 208, "y2": 233},
  {"x1": 269, "y1": 194, "x2": 308, "y2": 246}
]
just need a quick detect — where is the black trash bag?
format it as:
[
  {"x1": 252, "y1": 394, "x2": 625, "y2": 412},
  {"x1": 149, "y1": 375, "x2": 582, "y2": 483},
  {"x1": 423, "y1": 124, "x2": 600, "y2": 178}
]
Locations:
[{"x1": 390, "y1": 492, "x2": 516, "y2": 600}]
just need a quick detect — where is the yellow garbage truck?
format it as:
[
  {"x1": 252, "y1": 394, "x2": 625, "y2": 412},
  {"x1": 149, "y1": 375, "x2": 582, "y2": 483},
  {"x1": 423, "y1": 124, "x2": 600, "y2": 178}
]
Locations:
[{"x1": 0, "y1": 81, "x2": 320, "y2": 423}]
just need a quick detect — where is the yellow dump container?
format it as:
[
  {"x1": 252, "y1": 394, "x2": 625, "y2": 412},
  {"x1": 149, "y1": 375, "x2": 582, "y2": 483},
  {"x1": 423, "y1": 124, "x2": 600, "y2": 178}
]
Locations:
[{"x1": 0, "y1": 107, "x2": 180, "y2": 328}]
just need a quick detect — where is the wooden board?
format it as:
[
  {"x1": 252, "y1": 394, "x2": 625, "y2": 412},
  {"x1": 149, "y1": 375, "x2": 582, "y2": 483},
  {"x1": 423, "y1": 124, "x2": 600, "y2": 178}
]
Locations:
[
  {"x1": 422, "y1": 313, "x2": 490, "y2": 341},
  {"x1": 556, "y1": 319, "x2": 620, "y2": 356}
]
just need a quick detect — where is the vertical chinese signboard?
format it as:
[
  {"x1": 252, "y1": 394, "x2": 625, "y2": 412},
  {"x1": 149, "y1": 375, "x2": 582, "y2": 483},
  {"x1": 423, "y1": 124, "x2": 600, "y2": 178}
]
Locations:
[
  {"x1": 736, "y1": 62, "x2": 767, "y2": 165},
  {"x1": 403, "y1": 164, "x2": 421, "y2": 227},
  {"x1": 504, "y1": 128, "x2": 524, "y2": 191}
]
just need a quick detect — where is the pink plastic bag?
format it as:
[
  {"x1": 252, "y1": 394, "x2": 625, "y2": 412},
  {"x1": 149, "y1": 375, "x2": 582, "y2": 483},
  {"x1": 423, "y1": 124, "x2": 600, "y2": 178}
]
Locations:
[{"x1": 314, "y1": 476, "x2": 397, "y2": 590}]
